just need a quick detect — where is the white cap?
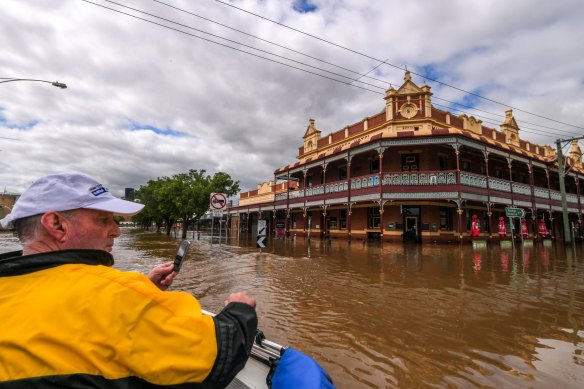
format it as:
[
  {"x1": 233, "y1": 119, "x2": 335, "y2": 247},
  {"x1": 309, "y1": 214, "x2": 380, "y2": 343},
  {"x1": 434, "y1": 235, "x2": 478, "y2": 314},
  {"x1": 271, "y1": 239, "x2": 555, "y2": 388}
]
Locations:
[{"x1": 0, "y1": 172, "x2": 144, "y2": 229}]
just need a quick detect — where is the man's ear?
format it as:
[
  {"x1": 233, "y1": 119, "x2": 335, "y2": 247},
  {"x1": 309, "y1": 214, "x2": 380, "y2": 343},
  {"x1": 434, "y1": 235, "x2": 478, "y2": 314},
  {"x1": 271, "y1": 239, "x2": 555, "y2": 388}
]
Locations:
[{"x1": 40, "y1": 212, "x2": 69, "y2": 243}]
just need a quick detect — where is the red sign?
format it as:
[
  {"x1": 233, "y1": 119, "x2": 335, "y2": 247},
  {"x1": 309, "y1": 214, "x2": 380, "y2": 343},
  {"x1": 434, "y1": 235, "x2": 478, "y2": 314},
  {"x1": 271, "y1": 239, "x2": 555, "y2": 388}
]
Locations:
[{"x1": 210, "y1": 193, "x2": 227, "y2": 210}]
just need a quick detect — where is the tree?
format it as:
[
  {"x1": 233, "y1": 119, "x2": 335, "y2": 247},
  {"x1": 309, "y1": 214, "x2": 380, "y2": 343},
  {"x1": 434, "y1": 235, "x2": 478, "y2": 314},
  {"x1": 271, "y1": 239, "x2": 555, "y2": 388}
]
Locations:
[
  {"x1": 134, "y1": 170, "x2": 240, "y2": 238},
  {"x1": 173, "y1": 170, "x2": 239, "y2": 239}
]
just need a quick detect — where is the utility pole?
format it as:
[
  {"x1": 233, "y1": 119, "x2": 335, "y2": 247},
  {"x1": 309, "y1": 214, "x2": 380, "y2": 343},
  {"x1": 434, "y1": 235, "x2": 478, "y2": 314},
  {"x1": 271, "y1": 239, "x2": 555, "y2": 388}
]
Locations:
[
  {"x1": 556, "y1": 140, "x2": 571, "y2": 244},
  {"x1": 556, "y1": 136, "x2": 584, "y2": 244}
]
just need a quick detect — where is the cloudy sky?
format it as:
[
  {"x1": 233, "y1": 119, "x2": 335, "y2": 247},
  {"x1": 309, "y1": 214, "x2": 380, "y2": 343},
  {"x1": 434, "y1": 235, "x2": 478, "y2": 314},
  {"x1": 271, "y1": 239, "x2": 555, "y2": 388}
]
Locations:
[{"x1": 1, "y1": 0, "x2": 583, "y2": 197}]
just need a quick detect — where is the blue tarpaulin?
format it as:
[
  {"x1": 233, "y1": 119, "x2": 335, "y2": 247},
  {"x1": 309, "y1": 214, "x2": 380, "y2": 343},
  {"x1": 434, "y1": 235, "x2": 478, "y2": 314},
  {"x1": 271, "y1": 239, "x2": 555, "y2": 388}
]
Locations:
[{"x1": 269, "y1": 348, "x2": 335, "y2": 389}]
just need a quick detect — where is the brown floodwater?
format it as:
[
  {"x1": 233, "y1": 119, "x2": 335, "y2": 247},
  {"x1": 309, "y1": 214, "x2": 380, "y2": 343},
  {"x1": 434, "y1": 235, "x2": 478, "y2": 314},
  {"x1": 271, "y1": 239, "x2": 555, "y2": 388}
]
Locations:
[{"x1": 1, "y1": 229, "x2": 583, "y2": 388}]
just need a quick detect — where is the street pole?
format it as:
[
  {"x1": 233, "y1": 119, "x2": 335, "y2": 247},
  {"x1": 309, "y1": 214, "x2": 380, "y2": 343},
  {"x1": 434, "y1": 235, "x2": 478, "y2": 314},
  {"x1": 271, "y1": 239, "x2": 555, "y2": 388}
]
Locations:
[
  {"x1": 0, "y1": 78, "x2": 67, "y2": 88},
  {"x1": 556, "y1": 140, "x2": 572, "y2": 244}
]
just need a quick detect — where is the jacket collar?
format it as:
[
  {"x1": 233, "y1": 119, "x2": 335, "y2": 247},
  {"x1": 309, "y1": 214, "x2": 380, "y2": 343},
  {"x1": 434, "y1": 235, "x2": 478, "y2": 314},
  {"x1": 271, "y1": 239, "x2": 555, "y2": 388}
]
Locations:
[{"x1": 0, "y1": 249, "x2": 114, "y2": 277}]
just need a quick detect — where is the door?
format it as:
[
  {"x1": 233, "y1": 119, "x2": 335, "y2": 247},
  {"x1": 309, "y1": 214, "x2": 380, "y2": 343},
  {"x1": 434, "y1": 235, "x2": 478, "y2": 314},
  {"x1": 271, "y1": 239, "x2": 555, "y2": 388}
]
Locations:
[{"x1": 404, "y1": 216, "x2": 418, "y2": 242}]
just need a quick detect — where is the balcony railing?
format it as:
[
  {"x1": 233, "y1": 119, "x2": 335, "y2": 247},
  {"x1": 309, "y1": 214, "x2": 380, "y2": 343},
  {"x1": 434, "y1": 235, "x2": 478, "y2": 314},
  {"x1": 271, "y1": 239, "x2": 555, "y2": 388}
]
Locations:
[
  {"x1": 276, "y1": 179, "x2": 349, "y2": 201},
  {"x1": 488, "y1": 178, "x2": 511, "y2": 192},
  {"x1": 512, "y1": 182, "x2": 531, "y2": 196},
  {"x1": 382, "y1": 171, "x2": 457, "y2": 186},
  {"x1": 534, "y1": 187, "x2": 550, "y2": 199},
  {"x1": 351, "y1": 175, "x2": 379, "y2": 189},
  {"x1": 460, "y1": 172, "x2": 486, "y2": 188},
  {"x1": 272, "y1": 170, "x2": 582, "y2": 204}
]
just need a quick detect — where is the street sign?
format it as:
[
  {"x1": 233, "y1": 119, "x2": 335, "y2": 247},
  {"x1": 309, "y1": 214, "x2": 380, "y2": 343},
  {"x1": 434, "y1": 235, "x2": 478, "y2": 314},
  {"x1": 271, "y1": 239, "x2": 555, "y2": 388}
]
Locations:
[
  {"x1": 211, "y1": 210, "x2": 223, "y2": 217},
  {"x1": 257, "y1": 219, "x2": 266, "y2": 249},
  {"x1": 505, "y1": 207, "x2": 525, "y2": 218},
  {"x1": 210, "y1": 193, "x2": 227, "y2": 210}
]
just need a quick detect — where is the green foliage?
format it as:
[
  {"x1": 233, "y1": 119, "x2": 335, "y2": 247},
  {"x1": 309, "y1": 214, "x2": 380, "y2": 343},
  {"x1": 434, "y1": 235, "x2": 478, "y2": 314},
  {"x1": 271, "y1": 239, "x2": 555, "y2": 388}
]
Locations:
[{"x1": 133, "y1": 169, "x2": 239, "y2": 237}]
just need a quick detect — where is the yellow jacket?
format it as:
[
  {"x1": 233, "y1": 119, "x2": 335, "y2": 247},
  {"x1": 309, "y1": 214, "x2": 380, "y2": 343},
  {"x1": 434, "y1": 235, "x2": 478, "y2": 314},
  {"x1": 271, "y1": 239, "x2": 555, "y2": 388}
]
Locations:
[{"x1": 0, "y1": 249, "x2": 257, "y2": 388}]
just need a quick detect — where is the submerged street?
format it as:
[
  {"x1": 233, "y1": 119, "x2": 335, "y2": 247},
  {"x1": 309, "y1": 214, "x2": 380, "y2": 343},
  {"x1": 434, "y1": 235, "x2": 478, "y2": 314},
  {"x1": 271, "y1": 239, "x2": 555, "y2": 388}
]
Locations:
[{"x1": 2, "y1": 230, "x2": 583, "y2": 388}]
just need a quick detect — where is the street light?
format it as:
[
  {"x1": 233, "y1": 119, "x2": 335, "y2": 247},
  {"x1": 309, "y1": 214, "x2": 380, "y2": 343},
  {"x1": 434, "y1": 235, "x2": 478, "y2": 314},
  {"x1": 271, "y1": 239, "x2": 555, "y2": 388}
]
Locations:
[{"x1": 0, "y1": 78, "x2": 67, "y2": 89}]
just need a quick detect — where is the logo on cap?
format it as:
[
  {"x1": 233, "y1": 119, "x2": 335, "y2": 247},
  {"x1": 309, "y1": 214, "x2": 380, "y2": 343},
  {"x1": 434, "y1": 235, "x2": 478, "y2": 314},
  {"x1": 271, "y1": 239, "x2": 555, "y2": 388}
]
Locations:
[{"x1": 90, "y1": 184, "x2": 109, "y2": 196}]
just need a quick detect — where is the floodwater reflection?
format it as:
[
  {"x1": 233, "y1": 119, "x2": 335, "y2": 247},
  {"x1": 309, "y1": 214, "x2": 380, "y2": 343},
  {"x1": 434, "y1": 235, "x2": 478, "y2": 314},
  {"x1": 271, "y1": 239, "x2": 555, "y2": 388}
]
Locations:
[{"x1": 1, "y1": 230, "x2": 583, "y2": 388}]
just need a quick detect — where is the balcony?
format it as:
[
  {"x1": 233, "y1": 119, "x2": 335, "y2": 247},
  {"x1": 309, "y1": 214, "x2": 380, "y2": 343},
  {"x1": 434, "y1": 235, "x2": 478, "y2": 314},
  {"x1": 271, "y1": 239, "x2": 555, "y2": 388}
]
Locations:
[{"x1": 273, "y1": 170, "x2": 584, "y2": 207}]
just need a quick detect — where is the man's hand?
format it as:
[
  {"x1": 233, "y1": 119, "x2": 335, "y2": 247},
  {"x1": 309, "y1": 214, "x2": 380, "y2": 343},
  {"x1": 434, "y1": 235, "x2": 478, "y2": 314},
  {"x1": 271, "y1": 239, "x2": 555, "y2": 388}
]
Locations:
[
  {"x1": 147, "y1": 262, "x2": 176, "y2": 291},
  {"x1": 224, "y1": 292, "x2": 256, "y2": 309}
]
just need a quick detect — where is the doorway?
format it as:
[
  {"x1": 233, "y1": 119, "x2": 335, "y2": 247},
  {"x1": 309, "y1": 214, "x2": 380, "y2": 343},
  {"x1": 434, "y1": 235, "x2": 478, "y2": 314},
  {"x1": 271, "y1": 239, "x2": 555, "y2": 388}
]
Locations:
[
  {"x1": 404, "y1": 217, "x2": 418, "y2": 242},
  {"x1": 402, "y1": 206, "x2": 421, "y2": 243}
]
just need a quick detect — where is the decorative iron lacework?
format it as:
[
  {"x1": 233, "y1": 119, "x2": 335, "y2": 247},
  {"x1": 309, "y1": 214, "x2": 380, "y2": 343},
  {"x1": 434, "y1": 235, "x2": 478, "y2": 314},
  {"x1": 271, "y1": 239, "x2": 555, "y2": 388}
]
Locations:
[
  {"x1": 305, "y1": 186, "x2": 325, "y2": 197},
  {"x1": 488, "y1": 178, "x2": 511, "y2": 192},
  {"x1": 383, "y1": 192, "x2": 458, "y2": 199},
  {"x1": 567, "y1": 193, "x2": 578, "y2": 203},
  {"x1": 284, "y1": 190, "x2": 305, "y2": 200},
  {"x1": 512, "y1": 182, "x2": 532, "y2": 195},
  {"x1": 351, "y1": 175, "x2": 379, "y2": 189},
  {"x1": 534, "y1": 188, "x2": 550, "y2": 198},
  {"x1": 381, "y1": 172, "x2": 456, "y2": 186},
  {"x1": 550, "y1": 191, "x2": 562, "y2": 201},
  {"x1": 460, "y1": 172, "x2": 487, "y2": 188},
  {"x1": 278, "y1": 181, "x2": 351, "y2": 200},
  {"x1": 325, "y1": 181, "x2": 349, "y2": 194},
  {"x1": 382, "y1": 137, "x2": 456, "y2": 147}
]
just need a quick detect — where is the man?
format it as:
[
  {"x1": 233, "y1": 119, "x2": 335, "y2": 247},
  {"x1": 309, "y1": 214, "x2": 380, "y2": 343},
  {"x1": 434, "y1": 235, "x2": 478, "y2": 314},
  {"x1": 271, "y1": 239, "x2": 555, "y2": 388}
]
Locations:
[{"x1": 0, "y1": 172, "x2": 257, "y2": 388}]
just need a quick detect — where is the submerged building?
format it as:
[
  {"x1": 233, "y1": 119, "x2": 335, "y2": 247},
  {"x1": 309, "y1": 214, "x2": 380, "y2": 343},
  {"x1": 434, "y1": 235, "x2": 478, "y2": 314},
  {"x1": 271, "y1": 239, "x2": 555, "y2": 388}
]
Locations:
[{"x1": 230, "y1": 71, "x2": 584, "y2": 243}]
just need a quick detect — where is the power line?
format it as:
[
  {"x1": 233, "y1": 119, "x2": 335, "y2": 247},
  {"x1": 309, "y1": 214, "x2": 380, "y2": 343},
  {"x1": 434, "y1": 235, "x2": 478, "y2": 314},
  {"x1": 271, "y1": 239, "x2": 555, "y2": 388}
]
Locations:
[
  {"x1": 211, "y1": 0, "x2": 584, "y2": 131},
  {"x1": 99, "y1": 0, "x2": 387, "y2": 90},
  {"x1": 152, "y1": 0, "x2": 390, "y2": 87},
  {"x1": 157, "y1": 0, "x2": 582, "y2": 137},
  {"x1": 431, "y1": 102, "x2": 559, "y2": 140},
  {"x1": 348, "y1": 59, "x2": 389, "y2": 86},
  {"x1": 431, "y1": 96, "x2": 582, "y2": 137},
  {"x1": 82, "y1": 1, "x2": 581, "y2": 140},
  {"x1": 80, "y1": 0, "x2": 383, "y2": 95}
]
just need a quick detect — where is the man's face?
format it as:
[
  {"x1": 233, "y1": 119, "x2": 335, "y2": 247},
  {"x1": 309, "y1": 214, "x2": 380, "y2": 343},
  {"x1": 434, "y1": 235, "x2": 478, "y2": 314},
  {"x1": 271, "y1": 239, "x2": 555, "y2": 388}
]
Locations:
[{"x1": 62, "y1": 209, "x2": 121, "y2": 252}]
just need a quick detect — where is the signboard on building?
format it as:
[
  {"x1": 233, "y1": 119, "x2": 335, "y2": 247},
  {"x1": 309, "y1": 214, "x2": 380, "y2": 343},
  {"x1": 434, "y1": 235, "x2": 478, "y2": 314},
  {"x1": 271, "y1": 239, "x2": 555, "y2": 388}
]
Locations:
[
  {"x1": 505, "y1": 207, "x2": 525, "y2": 218},
  {"x1": 210, "y1": 193, "x2": 227, "y2": 210}
]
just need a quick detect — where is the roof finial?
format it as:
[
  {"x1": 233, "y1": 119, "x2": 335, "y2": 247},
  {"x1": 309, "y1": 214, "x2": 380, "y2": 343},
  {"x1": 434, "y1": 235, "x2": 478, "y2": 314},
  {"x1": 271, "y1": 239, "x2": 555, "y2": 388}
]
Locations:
[{"x1": 404, "y1": 67, "x2": 411, "y2": 82}]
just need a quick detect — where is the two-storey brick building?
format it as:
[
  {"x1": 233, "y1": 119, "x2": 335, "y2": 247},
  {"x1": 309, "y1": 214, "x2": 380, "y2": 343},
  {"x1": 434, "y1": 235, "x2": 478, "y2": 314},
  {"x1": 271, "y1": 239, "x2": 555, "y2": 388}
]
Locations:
[{"x1": 231, "y1": 71, "x2": 584, "y2": 243}]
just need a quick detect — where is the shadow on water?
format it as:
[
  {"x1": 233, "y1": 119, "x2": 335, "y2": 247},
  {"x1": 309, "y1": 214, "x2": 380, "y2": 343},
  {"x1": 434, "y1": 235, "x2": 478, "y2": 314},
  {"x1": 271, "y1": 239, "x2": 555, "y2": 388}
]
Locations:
[{"x1": 2, "y1": 230, "x2": 583, "y2": 388}]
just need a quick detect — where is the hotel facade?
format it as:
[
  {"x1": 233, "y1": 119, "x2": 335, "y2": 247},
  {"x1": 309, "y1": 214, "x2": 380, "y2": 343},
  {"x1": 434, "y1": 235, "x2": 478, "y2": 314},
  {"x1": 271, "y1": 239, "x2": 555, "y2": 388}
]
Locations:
[{"x1": 230, "y1": 72, "x2": 584, "y2": 243}]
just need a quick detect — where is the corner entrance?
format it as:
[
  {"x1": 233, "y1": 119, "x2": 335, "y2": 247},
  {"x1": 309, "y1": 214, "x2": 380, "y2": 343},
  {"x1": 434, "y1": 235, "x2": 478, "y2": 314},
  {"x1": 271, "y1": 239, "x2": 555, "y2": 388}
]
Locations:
[{"x1": 403, "y1": 206, "x2": 421, "y2": 243}]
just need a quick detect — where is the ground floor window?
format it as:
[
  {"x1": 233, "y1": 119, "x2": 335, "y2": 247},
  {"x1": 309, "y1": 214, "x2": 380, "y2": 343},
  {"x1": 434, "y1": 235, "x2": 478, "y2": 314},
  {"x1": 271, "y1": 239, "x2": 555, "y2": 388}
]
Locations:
[
  {"x1": 327, "y1": 217, "x2": 337, "y2": 229},
  {"x1": 439, "y1": 207, "x2": 452, "y2": 230},
  {"x1": 368, "y1": 208, "x2": 380, "y2": 228}
]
